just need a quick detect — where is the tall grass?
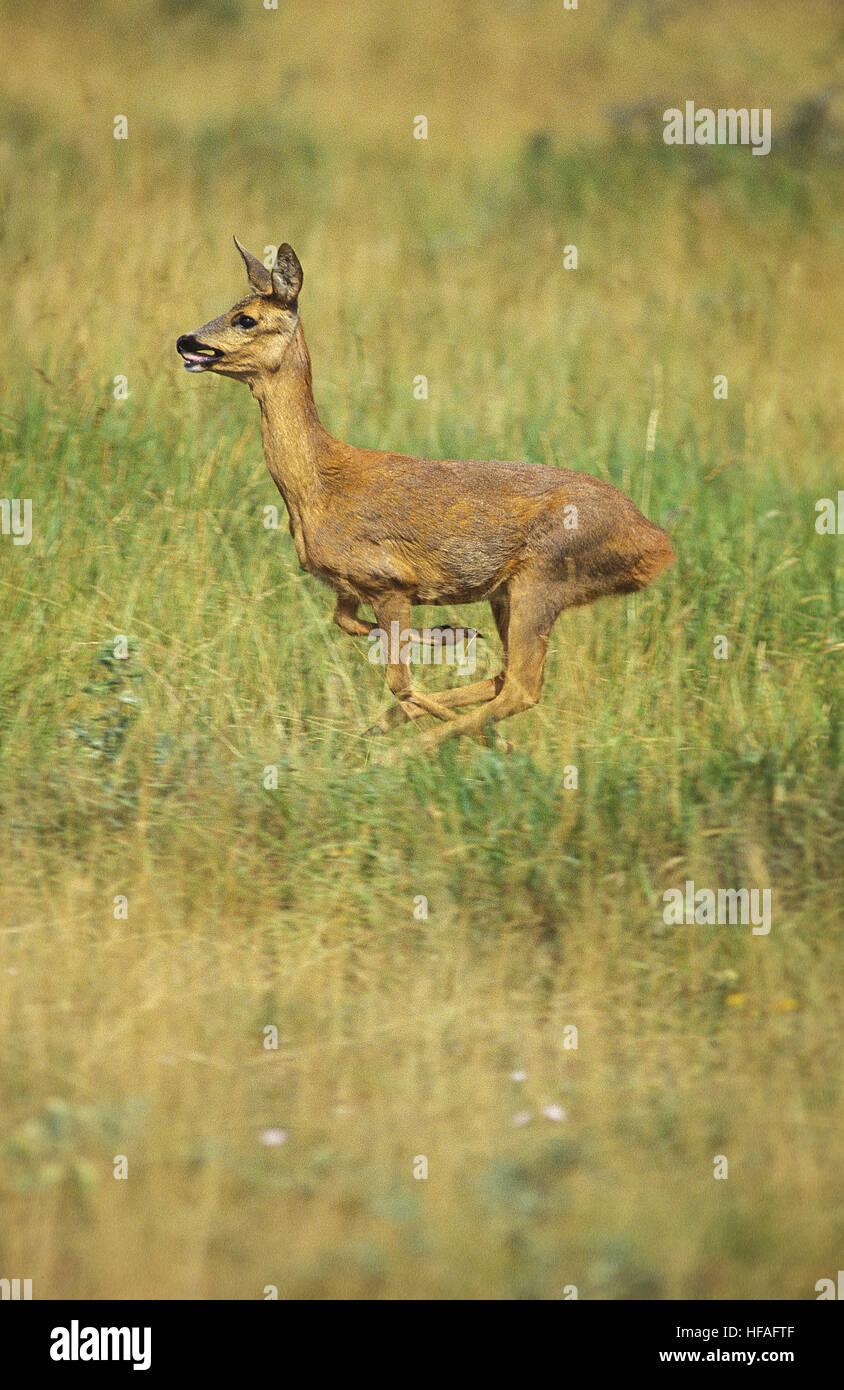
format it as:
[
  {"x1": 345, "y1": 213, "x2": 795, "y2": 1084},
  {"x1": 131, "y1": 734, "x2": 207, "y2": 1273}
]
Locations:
[{"x1": 0, "y1": 0, "x2": 841, "y2": 1298}]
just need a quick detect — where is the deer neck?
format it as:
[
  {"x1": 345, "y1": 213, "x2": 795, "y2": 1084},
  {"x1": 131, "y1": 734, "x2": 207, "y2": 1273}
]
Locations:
[{"x1": 250, "y1": 320, "x2": 329, "y2": 522}]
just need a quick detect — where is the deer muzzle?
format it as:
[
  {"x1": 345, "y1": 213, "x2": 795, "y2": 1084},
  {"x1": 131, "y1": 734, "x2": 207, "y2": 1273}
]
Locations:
[{"x1": 176, "y1": 334, "x2": 224, "y2": 372}]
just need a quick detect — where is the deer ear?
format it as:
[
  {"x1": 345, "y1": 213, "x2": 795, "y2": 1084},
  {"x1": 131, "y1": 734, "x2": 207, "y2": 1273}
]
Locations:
[
  {"x1": 233, "y1": 236, "x2": 273, "y2": 294},
  {"x1": 271, "y1": 243, "x2": 303, "y2": 308}
]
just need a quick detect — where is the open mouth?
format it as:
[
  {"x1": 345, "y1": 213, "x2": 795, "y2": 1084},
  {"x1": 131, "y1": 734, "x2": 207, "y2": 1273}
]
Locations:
[{"x1": 176, "y1": 336, "x2": 224, "y2": 372}]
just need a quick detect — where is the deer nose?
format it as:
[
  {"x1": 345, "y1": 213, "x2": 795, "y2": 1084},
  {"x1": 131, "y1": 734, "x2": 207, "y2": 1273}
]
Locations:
[{"x1": 177, "y1": 334, "x2": 199, "y2": 355}]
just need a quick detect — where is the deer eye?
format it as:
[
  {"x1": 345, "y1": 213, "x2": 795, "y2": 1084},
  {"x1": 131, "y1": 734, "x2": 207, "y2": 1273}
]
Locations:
[{"x1": 233, "y1": 314, "x2": 257, "y2": 329}]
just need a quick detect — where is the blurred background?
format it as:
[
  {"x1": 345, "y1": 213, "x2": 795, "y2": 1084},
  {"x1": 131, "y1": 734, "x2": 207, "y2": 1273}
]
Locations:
[{"x1": 0, "y1": 0, "x2": 841, "y2": 1299}]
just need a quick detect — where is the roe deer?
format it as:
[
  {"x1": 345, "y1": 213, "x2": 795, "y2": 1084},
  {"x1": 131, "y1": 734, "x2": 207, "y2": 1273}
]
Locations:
[{"x1": 177, "y1": 240, "x2": 674, "y2": 748}]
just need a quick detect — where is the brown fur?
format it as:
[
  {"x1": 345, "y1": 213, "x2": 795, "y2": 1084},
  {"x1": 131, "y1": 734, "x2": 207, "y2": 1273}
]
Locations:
[{"x1": 177, "y1": 240, "x2": 674, "y2": 746}]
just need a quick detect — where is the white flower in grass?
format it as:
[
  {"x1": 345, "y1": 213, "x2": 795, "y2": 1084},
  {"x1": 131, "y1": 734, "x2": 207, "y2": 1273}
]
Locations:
[{"x1": 260, "y1": 1128, "x2": 288, "y2": 1146}]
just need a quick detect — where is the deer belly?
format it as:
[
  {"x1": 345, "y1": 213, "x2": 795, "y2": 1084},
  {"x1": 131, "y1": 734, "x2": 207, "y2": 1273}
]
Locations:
[{"x1": 306, "y1": 527, "x2": 519, "y2": 603}]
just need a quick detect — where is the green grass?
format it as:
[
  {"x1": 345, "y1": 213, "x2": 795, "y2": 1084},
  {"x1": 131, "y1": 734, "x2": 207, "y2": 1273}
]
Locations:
[{"x1": 0, "y1": 0, "x2": 841, "y2": 1299}]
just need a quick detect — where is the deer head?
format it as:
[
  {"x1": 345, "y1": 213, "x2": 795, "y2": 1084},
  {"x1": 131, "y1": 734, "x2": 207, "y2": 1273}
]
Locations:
[{"x1": 177, "y1": 238, "x2": 303, "y2": 382}]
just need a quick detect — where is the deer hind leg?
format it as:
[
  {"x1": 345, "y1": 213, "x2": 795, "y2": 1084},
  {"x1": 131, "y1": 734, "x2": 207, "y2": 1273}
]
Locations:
[
  {"x1": 490, "y1": 590, "x2": 510, "y2": 663},
  {"x1": 417, "y1": 583, "x2": 554, "y2": 749}
]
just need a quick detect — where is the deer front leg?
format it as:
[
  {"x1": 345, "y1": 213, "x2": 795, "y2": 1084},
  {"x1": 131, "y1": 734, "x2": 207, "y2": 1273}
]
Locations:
[
  {"x1": 365, "y1": 593, "x2": 502, "y2": 733},
  {"x1": 333, "y1": 593, "x2": 374, "y2": 637},
  {"x1": 417, "y1": 591, "x2": 550, "y2": 749},
  {"x1": 367, "y1": 675, "x2": 504, "y2": 733},
  {"x1": 370, "y1": 594, "x2": 456, "y2": 725}
]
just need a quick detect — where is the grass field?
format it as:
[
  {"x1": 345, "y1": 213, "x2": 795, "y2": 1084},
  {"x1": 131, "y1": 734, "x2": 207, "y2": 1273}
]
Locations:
[{"x1": 1, "y1": 0, "x2": 842, "y2": 1299}]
